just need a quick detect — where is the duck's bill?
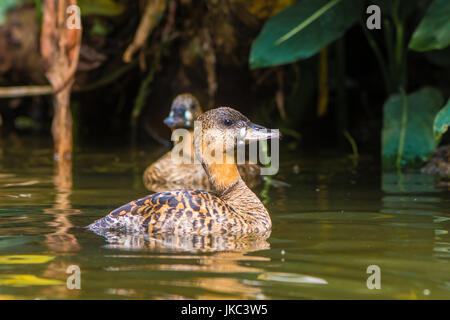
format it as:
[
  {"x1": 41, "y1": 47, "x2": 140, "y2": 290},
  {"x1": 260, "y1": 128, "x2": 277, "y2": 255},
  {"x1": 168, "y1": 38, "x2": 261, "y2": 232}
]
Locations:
[
  {"x1": 244, "y1": 122, "x2": 281, "y2": 142},
  {"x1": 163, "y1": 116, "x2": 189, "y2": 129}
]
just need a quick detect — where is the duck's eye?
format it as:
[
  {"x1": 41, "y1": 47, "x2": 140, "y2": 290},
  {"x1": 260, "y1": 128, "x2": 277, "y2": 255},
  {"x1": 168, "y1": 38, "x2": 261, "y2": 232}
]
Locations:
[{"x1": 224, "y1": 119, "x2": 233, "y2": 126}]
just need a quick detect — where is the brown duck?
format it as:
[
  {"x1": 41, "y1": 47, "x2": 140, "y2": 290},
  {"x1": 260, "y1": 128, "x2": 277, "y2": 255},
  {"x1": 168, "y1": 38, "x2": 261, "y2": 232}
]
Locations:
[
  {"x1": 88, "y1": 107, "x2": 279, "y2": 235},
  {"x1": 143, "y1": 93, "x2": 260, "y2": 192}
]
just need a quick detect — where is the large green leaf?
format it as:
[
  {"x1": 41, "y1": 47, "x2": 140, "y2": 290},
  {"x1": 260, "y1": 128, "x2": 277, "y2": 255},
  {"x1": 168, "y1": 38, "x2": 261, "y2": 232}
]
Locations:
[
  {"x1": 382, "y1": 87, "x2": 444, "y2": 170},
  {"x1": 433, "y1": 98, "x2": 450, "y2": 139},
  {"x1": 249, "y1": 0, "x2": 363, "y2": 69},
  {"x1": 409, "y1": 0, "x2": 450, "y2": 51},
  {"x1": 0, "y1": 0, "x2": 26, "y2": 25}
]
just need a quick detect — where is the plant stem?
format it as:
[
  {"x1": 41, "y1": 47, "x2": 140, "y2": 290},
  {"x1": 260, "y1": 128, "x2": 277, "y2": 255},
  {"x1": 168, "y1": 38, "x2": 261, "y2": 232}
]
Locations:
[
  {"x1": 343, "y1": 130, "x2": 358, "y2": 157},
  {"x1": 130, "y1": 50, "x2": 161, "y2": 144},
  {"x1": 383, "y1": 19, "x2": 395, "y2": 91},
  {"x1": 336, "y1": 38, "x2": 347, "y2": 147},
  {"x1": 392, "y1": 0, "x2": 406, "y2": 91},
  {"x1": 396, "y1": 88, "x2": 408, "y2": 171}
]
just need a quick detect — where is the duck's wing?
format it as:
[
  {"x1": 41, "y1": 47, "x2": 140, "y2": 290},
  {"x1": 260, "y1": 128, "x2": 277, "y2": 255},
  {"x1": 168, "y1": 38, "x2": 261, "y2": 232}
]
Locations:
[{"x1": 87, "y1": 190, "x2": 234, "y2": 235}]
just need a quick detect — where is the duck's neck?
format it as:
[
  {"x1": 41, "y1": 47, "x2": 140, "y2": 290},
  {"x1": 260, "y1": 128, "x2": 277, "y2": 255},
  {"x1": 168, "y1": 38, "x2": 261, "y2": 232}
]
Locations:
[
  {"x1": 204, "y1": 162, "x2": 240, "y2": 193},
  {"x1": 204, "y1": 161, "x2": 271, "y2": 231},
  {"x1": 193, "y1": 129, "x2": 271, "y2": 231}
]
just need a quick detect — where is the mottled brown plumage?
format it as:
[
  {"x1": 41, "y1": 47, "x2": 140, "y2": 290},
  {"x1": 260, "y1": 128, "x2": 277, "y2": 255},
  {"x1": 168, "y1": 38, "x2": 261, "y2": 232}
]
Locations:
[
  {"x1": 143, "y1": 93, "x2": 260, "y2": 192},
  {"x1": 88, "y1": 107, "x2": 279, "y2": 235}
]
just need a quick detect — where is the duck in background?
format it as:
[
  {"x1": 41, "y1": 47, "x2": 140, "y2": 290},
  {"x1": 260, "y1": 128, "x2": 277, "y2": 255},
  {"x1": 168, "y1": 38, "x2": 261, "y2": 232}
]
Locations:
[
  {"x1": 89, "y1": 107, "x2": 279, "y2": 235},
  {"x1": 143, "y1": 93, "x2": 260, "y2": 192}
]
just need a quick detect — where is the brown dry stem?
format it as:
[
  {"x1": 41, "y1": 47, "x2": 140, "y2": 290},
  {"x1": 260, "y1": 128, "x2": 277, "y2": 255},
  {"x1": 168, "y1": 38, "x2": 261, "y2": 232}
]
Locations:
[
  {"x1": 40, "y1": 0, "x2": 82, "y2": 161},
  {"x1": 123, "y1": 0, "x2": 167, "y2": 63}
]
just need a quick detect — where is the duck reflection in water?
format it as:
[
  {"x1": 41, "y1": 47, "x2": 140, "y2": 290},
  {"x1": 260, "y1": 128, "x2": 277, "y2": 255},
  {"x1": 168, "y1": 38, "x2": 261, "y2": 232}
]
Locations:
[{"x1": 97, "y1": 230, "x2": 270, "y2": 253}]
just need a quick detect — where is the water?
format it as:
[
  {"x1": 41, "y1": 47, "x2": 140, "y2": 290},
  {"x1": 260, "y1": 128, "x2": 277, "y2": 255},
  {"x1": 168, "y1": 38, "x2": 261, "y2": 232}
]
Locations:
[{"x1": 0, "y1": 137, "x2": 448, "y2": 299}]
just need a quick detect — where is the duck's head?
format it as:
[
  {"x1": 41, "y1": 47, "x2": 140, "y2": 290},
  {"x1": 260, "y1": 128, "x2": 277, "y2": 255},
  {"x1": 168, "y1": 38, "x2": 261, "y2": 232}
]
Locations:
[
  {"x1": 164, "y1": 93, "x2": 202, "y2": 129},
  {"x1": 194, "y1": 107, "x2": 280, "y2": 164}
]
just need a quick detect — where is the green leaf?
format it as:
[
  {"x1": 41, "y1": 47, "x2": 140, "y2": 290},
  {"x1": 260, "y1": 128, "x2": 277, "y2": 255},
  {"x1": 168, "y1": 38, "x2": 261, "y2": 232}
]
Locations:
[
  {"x1": 249, "y1": 0, "x2": 363, "y2": 69},
  {"x1": 0, "y1": 0, "x2": 26, "y2": 25},
  {"x1": 409, "y1": 0, "x2": 450, "y2": 51},
  {"x1": 34, "y1": 0, "x2": 43, "y2": 24},
  {"x1": 382, "y1": 87, "x2": 444, "y2": 170},
  {"x1": 433, "y1": 98, "x2": 450, "y2": 139},
  {"x1": 78, "y1": 0, "x2": 125, "y2": 16}
]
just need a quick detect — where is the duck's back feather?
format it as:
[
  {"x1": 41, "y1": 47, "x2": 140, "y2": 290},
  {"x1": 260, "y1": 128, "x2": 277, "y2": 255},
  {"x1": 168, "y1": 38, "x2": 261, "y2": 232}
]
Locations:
[{"x1": 88, "y1": 190, "x2": 247, "y2": 235}]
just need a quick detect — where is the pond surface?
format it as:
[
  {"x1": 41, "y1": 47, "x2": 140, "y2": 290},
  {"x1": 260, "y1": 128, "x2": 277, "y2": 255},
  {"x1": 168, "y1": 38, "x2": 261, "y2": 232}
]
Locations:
[{"x1": 0, "y1": 137, "x2": 449, "y2": 299}]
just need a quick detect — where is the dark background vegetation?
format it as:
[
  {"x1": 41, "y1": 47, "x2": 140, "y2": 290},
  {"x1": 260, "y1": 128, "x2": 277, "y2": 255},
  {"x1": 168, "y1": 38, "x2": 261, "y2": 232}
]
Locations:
[{"x1": 0, "y1": 0, "x2": 449, "y2": 164}]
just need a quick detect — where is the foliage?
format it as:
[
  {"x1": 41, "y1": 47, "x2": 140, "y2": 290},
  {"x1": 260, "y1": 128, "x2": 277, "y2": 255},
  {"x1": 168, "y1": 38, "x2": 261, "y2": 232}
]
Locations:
[
  {"x1": 33, "y1": 0, "x2": 125, "y2": 18},
  {"x1": 409, "y1": 0, "x2": 450, "y2": 51},
  {"x1": 78, "y1": 0, "x2": 125, "y2": 16},
  {"x1": 433, "y1": 98, "x2": 450, "y2": 140},
  {"x1": 249, "y1": 0, "x2": 450, "y2": 170},
  {"x1": 0, "y1": 0, "x2": 26, "y2": 25},
  {"x1": 381, "y1": 87, "x2": 444, "y2": 169},
  {"x1": 0, "y1": 0, "x2": 449, "y2": 168},
  {"x1": 249, "y1": 0, "x2": 362, "y2": 69}
]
